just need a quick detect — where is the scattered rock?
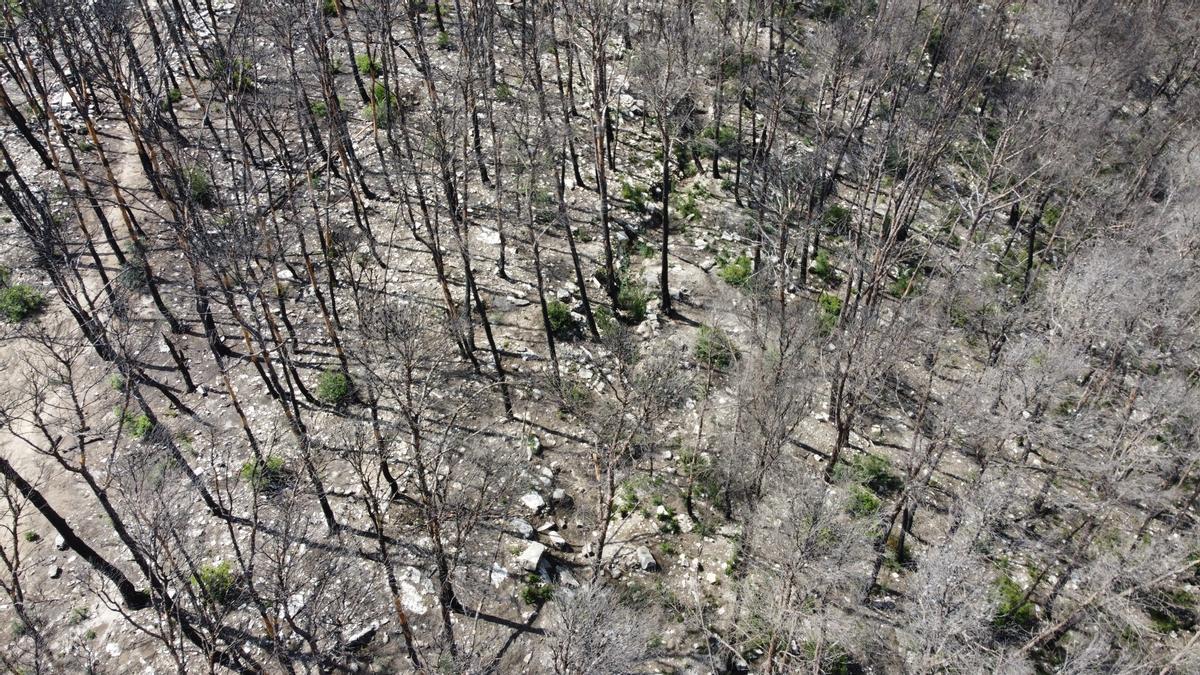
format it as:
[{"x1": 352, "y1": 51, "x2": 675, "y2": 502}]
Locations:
[
  {"x1": 636, "y1": 546, "x2": 659, "y2": 572},
  {"x1": 520, "y1": 492, "x2": 545, "y2": 513},
  {"x1": 551, "y1": 488, "x2": 572, "y2": 507},
  {"x1": 545, "y1": 530, "x2": 569, "y2": 550},
  {"x1": 54, "y1": 535, "x2": 66, "y2": 551},
  {"x1": 510, "y1": 518, "x2": 535, "y2": 540},
  {"x1": 516, "y1": 542, "x2": 547, "y2": 572},
  {"x1": 48, "y1": 566, "x2": 62, "y2": 579}
]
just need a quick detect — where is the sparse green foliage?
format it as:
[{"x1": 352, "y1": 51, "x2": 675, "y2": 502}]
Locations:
[
  {"x1": 193, "y1": 561, "x2": 237, "y2": 604},
  {"x1": 355, "y1": 54, "x2": 382, "y2": 77},
  {"x1": 994, "y1": 574, "x2": 1037, "y2": 632},
  {"x1": 119, "y1": 410, "x2": 154, "y2": 439},
  {"x1": 695, "y1": 325, "x2": 737, "y2": 369},
  {"x1": 182, "y1": 167, "x2": 216, "y2": 207},
  {"x1": 848, "y1": 485, "x2": 881, "y2": 517},
  {"x1": 520, "y1": 574, "x2": 553, "y2": 605},
  {"x1": 717, "y1": 253, "x2": 752, "y2": 287},
  {"x1": 366, "y1": 82, "x2": 398, "y2": 126},
  {"x1": 818, "y1": 292, "x2": 842, "y2": 332},
  {"x1": 621, "y1": 181, "x2": 649, "y2": 213},
  {"x1": 0, "y1": 283, "x2": 44, "y2": 322},
  {"x1": 241, "y1": 455, "x2": 287, "y2": 492},
  {"x1": 822, "y1": 204, "x2": 852, "y2": 232},
  {"x1": 617, "y1": 276, "x2": 649, "y2": 323},
  {"x1": 436, "y1": 31, "x2": 452, "y2": 49},
  {"x1": 316, "y1": 369, "x2": 352, "y2": 406},
  {"x1": 812, "y1": 250, "x2": 839, "y2": 285},
  {"x1": 546, "y1": 300, "x2": 579, "y2": 341},
  {"x1": 23, "y1": 531, "x2": 39, "y2": 543}
]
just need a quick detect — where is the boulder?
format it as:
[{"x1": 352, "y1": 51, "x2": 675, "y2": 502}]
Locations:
[
  {"x1": 635, "y1": 546, "x2": 659, "y2": 572},
  {"x1": 516, "y1": 542, "x2": 547, "y2": 572},
  {"x1": 510, "y1": 518, "x2": 535, "y2": 540},
  {"x1": 520, "y1": 492, "x2": 545, "y2": 513}
]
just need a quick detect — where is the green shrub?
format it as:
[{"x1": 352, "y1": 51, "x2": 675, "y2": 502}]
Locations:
[
  {"x1": 322, "y1": 0, "x2": 339, "y2": 16},
  {"x1": 697, "y1": 124, "x2": 739, "y2": 158},
  {"x1": 812, "y1": 0, "x2": 848, "y2": 21},
  {"x1": 309, "y1": 99, "x2": 328, "y2": 118},
  {"x1": 717, "y1": 253, "x2": 752, "y2": 287},
  {"x1": 0, "y1": 283, "x2": 45, "y2": 322},
  {"x1": 848, "y1": 485, "x2": 881, "y2": 517},
  {"x1": 616, "y1": 276, "x2": 649, "y2": 323},
  {"x1": 316, "y1": 369, "x2": 352, "y2": 406},
  {"x1": 822, "y1": 204, "x2": 852, "y2": 232},
  {"x1": 620, "y1": 181, "x2": 649, "y2": 213},
  {"x1": 193, "y1": 560, "x2": 237, "y2": 604},
  {"x1": 672, "y1": 190, "x2": 701, "y2": 222},
  {"x1": 850, "y1": 453, "x2": 903, "y2": 496},
  {"x1": 889, "y1": 267, "x2": 920, "y2": 298},
  {"x1": 183, "y1": 167, "x2": 216, "y2": 207},
  {"x1": 365, "y1": 82, "x2": 398, "y2": 126},
  {"x1": 993, "y1": 574, "x2": 1037, "y2": 632},
  {"x1": 436, "y1": 31, "x2": 452, "y2": 49},
  {"x1": 695, "y1": 325, "x2": 737, "y2": 369},
  {"x1": 520, "y1": 574, "x2": 553, "y2": 605},
  {"x1": 494, "y1": 82, "x2": 514, "y2": 102},
  {"x1": 592, "y1": 305, "x2": 616, "y2": 335},
  {"x1": 68, "y1": 606, "x2": 90, "y2": 625},
  {"x1": 241, "y1": 455, "x2": 287, "y2": 492},
  {"x1": 23, "y1": 531, "x2": 39, "y2": 543},
  {"x1": 818, "y1": 292, "x2": 842, "y2": 332},
  {"x1": 546, "y1": 300, "x2": 579, "y2": 341},
  {"x1": 812, "y1": 250, "x2": 838, "y2": 285},
  {"x1": 119, "y1": 410, "x2": 154, "y2": 439},
  {"x1": 160, "y1": 87, "x2": 182, "y2": 111},
  {"x1": 355, "y1": 54, "x2": 382, "y2": 77},
  {"x1": 212, "y1": 57, "x2": 254, "y2": 93}
]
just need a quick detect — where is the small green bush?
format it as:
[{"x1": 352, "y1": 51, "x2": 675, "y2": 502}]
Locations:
[
  {"x1": 818, "y1": 292, "x2": 842, "y2": 332},
  {"x1": 672, "y1": 190, "x2": 701, "y2": 222},
  {"x1": 993, "y1": 574, "x2": 1037, "y2": 632},
  {"x1": 695, "y1": 325, "x2": 737, "y2": 369},
  {"x1": 0, "y1": 284, "x2": 45, "y2": 322},
  {"x1": 593, "y1": 305, "x2": 616, "y2": 335},
  {"x1": 211, "y1": 57, "x2": 254, "y2": 93},
  {"x1": 697, "y1": 124, "x2": 739, "y2": 158},
  {"x1": 316, "y1": 369, "x2": 352, "y2": 406},
  {"x1": 23, "y1": 531, "x2": 40, "y2": 543},
  {"x1": 494, "y1": 82, "x2": 514, "y2": 102},
  {"x1": 822, "y1": 204, "x2": 852, "y2": 232},
  {"x1": 851, "y1": 453, "x2": 903, "y2": 496},
  {"x1": 321, "y1": 0, "x2": 339, "y2": 16},
  {"x1": 812, "y1": 250, "x2": 838, "y2": 285},
  {"x1": 520, "y1": 574, "x2": 553, "y2": 605},
  {"x1": 119, "y1": 410, "x2": 154, "y2": 439},
  {"x1": 436, "y1": 31, "x2": 452, "y2": 50},
  {"x1": 848, "y1": 485, "x2": 881, "y2": 517},
  {"x1": 241, "y1": 455, "x2": 287, "y2": 492},
  {"x1": 68, "y1": 607, "x2": 90, "y2": 625},
  {"x1": 365, "y1": 82, "x2": 398, "y2": 126},
  {"x1": 717, "y1": 253, "x2": 752, "y2": 287},
  {"x1": 355, "y1": 54, "x2": 382, "y2": 77},
  {"x1": 889, "y1": 267, "x2": 919, "y2": 298},
  {"x1": 616, "y1": 276, "x2": 649, "y2": 323},
  {"x1": 183, "y1": 167, "x2": 216, "y2": 207},
  {"x1": 309, "y1": 99, "x2": 328, "y2": 118},
  {"x1": 193, "y1": 560, "x2": 237, "y2": 604},
  {"x1": 621, "y1": 181, "x2": 648, "y2": 213},
  {"x1": 546, "y1": 300, "x2": 579, "y2": 341}
]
